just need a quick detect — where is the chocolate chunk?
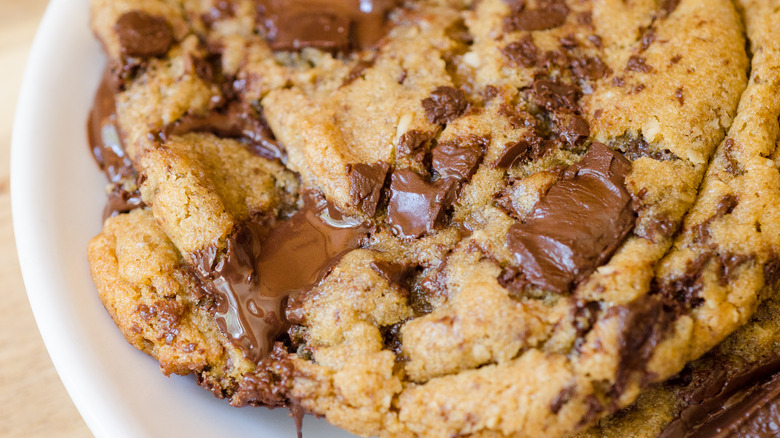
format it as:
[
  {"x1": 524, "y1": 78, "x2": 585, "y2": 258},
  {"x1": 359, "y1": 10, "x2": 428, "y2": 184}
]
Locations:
[
  {"x1": 498, "y1": 265, "x2": 527, "y2": 296},
  {"x1": 115, "y1": 11, "x2": 174, "y2": 58},
  {"x1": 483, "y1": 85, "x2": 499, "y2": 101},
  {"x1": 494, "y1": 136, "x2": 554, "y2": 169},
  {"x1": 494, "y1": 141, "x2": 530, "y2": 169},
  {"x1": 371, "y1": 261, "x2": 412, "y2": 286},
  {"x1": 346, "y1": 161, "x2": 390, "y2": 216},
  {"x1": 658, "y1": 356, "x2": 780, "y2": 438},
  {"x1": 431, "y1": 136, "x2": 486, "y2": 180},
  {"x1": 660, "y1": 0, "x2": 681, "y2": 17},
  {"x1": 504, "y1": 0, "x2": 569, "y2": 32},
  {"x1": 202, "y1": 0, "x2": 236, "y2": 26},
  {"x1": 422, "y1": 86, "x2": 468, "y2": 125},
  {"x1": 505, "y1": 143, "x2": 635, "y2": 294},
  {"x1": 192, "y1": 191, "x2": 370, "y2": 363},
  {"x1": 397, "y1": 130, "x2": 432, "y2": 160},
  {"x1": 612, "y1": 294, "x2": 676, "y2": 397},
  {"x1": 137, "y1": 300, "x2": 183, "y2": 344},
  {"x1": 611, "y1": 135, "x2": 679, "y2": 161},
  {"x1": 653, "y1": 254, "x2": 711, "y2": 311},
  {"x1": 387, "y1": 169, "x2": 459, "y2": 238},
  {"x1": 587, "y1": 35, "x2": 603, "y2": 48},
  {"x1": 675, "y1": 87, "x2": 685, "y2": 105},
  {"x1": 160, "y1": 102, "x2": 287, "y2": 162},
  {"x1": 557, "y1": 114, "x2": 590, "y2": 147},
  {"x1": 257, "y1": 0, "x2": 401, "y2": 52},
  {"x1": 502, "y1": 35, "x2": 538, "y2": 68},
  {"x1": 570, "y1": 56, "x2": 608, "y2": 81},
  {"x1": 532, "y1": 79, "x2": 581, "y2": 113},
  {"x1": 104, "y1": 183, "x2": 145, "y2": 220},
  {"x1": 626, "y1": 55, "x2": 653, "y2": 73},
  {"x1": 716, "y1": 254, "x2": 753, "y2": 286}
]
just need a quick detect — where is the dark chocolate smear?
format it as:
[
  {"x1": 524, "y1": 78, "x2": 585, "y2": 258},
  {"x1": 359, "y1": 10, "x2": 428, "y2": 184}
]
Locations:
[
  {"x1": 346, "y1": 161, "x2": 390, "y2": 216},
  {"x1": 257, "y1": 0, "x2": 401, "y2": 52},
  {"x1": 192, "y1": 191, "x2": 371, "y2": 363},
  {"x1": 422, "y1": 86, "x2": 468, "y2": 125},
  {"x1": 505, "y1": 143, "x2": 635, "y2": 294},
  {"x1": 115, "y1": 11, "x2": 174, "y2": 58},
  {"x1": 387, "y1": 168, "x2": 459, "y2": 238},
  {"x1": 160, "y1": 102, "x2": 286, "y2": 162},
  {"x1": 504, "y1": 0, "x2": 569, "y2": 32},
  {"x1": 87, "y1": 69, "x2": 145, "y2": 218}
]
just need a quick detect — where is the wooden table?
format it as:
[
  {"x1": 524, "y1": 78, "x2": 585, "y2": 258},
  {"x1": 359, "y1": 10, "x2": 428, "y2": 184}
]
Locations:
[{"x1": 0, "y1": 1, "x2": 92, "y2": 437}]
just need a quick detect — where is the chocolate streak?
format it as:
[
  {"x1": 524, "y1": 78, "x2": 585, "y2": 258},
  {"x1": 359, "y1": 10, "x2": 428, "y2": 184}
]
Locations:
[
  {"x1": 87, "y1": 70, "x2": 145, "y2": 218},
  {"x1": 193, "y1": 191, "x2": 370, "y2": 363},
  {"x1": 506, "y1": 143, "x2": 635, "y2": 294},
  {"x1": 257, "y1": 0, "x2": 401, "y2": 52}
]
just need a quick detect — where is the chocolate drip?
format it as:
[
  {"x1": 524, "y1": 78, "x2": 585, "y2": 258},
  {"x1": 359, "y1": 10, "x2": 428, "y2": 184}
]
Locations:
[
  {"x1": 192, "y1": 191, "x2": 371, "y2": 362},
  {"x1": 87, "y1": 69, "x2": 145, "y2": 218},
  {"x1": 257, "y1": 0, "x2": 401, "y2": 53},
  {"x1": 505, "y1": 143, "x2": 635, "y2": 294}
]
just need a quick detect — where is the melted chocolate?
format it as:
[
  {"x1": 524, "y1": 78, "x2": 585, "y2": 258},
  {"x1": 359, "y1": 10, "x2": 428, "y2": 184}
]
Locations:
[
  {"x1": 257, "y1": 0, "x2": 401, "y2": 52},
  {"x1": 115, "y1": 11, "x2": 174, "y2": 58},
  {"x1": 659, "y1": 356, "x2": 780, "y2": 438},
  {"x1": 160, "y1": 102, "x2": 286, "y2": 162},
  {"x1": 87, "y1": 70, "x2": 145, "y2": 218},
  {"x1": 431, "y1": 137, "x2": 486, "y2": 181},
  {"x1": 505, "y1": 143, "x2": 635, "y2": 294},
  {"x1": 193, "y1": 191, "x2": 371, "y2": 362}
]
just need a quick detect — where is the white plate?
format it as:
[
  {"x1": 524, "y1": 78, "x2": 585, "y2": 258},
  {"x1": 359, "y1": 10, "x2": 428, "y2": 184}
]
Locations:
[{"x1": 11, "y1": 1, "x2": 354, "y2": 437}]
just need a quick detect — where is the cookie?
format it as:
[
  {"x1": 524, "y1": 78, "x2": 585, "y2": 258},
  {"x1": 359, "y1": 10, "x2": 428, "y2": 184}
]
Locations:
[{"x1": 84, "y1": 0, "x2": 779, "y2": 437}]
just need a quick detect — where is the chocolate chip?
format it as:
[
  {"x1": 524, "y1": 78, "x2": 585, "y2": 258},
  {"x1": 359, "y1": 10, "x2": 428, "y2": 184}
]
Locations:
[
  {"x1": 675, "y1": 87, "x2": 685, "y2": 105},
  {"x1": 612, "y1": 76, "x2": 626, "y2": 87},
  {"x1": 506, "y1": 144, "x2": 635, "y2": 294},
  {"x1": 115, "y1": 11, "x2": 174, "y2": 58},
  {"x1": 763, "y1": 257, "x2": 780, "y2": 288},
  {"x1": 387, "y1": 168, "x2": 459, "y2": 238},
  {"x1": 504, "y1": 0, "x2": 569, "y2": 32},
  {"x1": 532, "y1": 79, "x2": 582, "y2": 113},
  {"x1": 611, "y1": 135, "x2": 679, "y2": 161},
  {"x1": 670, "y1": 54, "x2": 683, "y2": 64},
  {"x1": 694, "y1": 194, "x2": 737, "y2": 243},
  {"x1": 502, "y1": 35, "x2": 539, "y2": 68},
  {"x1": 422, "y1": 86, "x2": 468, "y2": 125},
  {"x1": 660, "y1": 0, "x2": 681, "y2": 16},
  {"x1": 397, "y1": 130, "x2": 432, "y2": 160},
  {"x1": 587, "y1": 35, "x2": 603, "y2": 48},
  {"x1": 570, "y1": 56, "x2": 608, "y2": 81},
  {"x1": 559, "y1": 34, "x2": 577, "y2": 50},
  {"x1": 380, "y1": 322, "x2": 406, "y2": 356},
  {"x1": 346, "y1": 161, "x2": 390, "y2": 216},
  {"x1": 557, "y1": 114, "x2": 590, "y2": 146},
  {"x1": 498, "y1": 265, "x2": 527, "y2": 296},
  {"x1": 342, "y1": 58, "x2": 376, "y2": 87},
  {"x1": 483, "y1": 85, "x2": 499, "y2": 101},
  {"x1": 432, "y1": 136, "x2": 487, "y2": 180},
  {"x1": 626, "y1": 55, "x2": 654, "y2": 73},
  {"x1": 640, "y1": 28, "x2": 656, "y2": 51},
  {"x1": 371, "y1": 260, "x2": 413, "y2": 286}
]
